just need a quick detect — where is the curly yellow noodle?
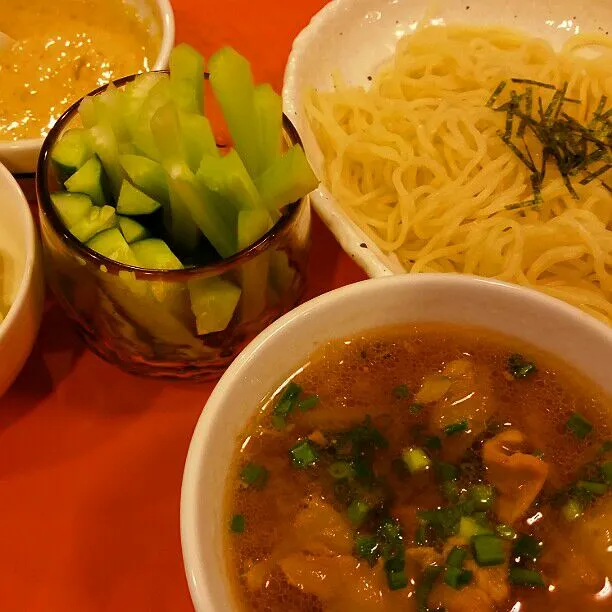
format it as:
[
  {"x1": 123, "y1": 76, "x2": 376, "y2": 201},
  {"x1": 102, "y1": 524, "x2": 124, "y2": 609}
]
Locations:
[{"x1": 305, "y1": 24, "x2": 612, "y2": 324}]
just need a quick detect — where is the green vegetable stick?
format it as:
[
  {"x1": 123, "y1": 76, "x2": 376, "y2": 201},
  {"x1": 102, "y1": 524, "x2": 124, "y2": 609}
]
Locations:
[
  {"x1": 180, "y1": 113, "x2": 219, "y2": 172},
  {"x1": 255, "y1": 144, "x2": 319, "y2": 211},
  {"x1": 89, "y1": 122, "x2": 124, "y2": 197},
  {"x1": 237, "y1": 209, "x2": 271, "y2": 321},
  {"x1": 169, "y1": 43, "x2": 205, "y2": 115},
  {"x1": 197, "y1": 150, "x2": 262, "y2": 212},
  {"x1": 166, "y1": 164, "x2": 236, "y2": 258},
  {"x1": 78, "y1": 96, "x2": 98, "y2": 129},
  {"x1": 119, "y1": 154, "x2": 170, "y2": 206},
  {"x1": 92, "y1": 82, "x2": 129, "y2": 142},
  {"x1": 208, "y1": 46, "x2": 260, "y2": 177},
  {"x1": 188, "y1": 276, "x2": 242, "y2": 335},
  {"x1": 254, "y1": 83, "x2": 282, "y2": 174},
  {"x1": 150, "y1": 102, "x2": 199, "y2": 253}
]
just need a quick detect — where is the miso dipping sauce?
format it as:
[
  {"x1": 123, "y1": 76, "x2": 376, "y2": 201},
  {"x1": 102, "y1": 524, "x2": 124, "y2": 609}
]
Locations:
[{"x1": 0, "y1": 0, "x2": 160, "y2": 141}]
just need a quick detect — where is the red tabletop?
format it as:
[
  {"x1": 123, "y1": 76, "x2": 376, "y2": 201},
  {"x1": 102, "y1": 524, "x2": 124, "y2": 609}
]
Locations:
[{"x1": 0, "y1": 1, "x2": 366, "y2": 609}]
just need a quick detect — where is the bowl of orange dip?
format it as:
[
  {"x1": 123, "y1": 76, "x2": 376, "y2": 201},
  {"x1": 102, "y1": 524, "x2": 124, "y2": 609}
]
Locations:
[{"x1": 0, "y1": 0, "x2": 174, "y2": 174}]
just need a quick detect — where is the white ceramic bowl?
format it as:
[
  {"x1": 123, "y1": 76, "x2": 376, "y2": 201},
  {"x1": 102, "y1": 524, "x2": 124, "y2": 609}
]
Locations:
[
  {"x1": 180, "y1": 273, "x2": 612, "y2": 611},
  {"x1": 282, "y1": 0, "x2": 612, "y2": 277},
  {"x1": 0, "y1": 0, "x2": 175, "y2": 176},
  {"x1": 0, "y1": 162, "x2": 44, "y2": 397}
]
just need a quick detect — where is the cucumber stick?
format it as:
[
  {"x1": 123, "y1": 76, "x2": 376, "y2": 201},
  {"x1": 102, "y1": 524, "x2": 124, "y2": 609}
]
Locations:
[
  {"x1": 64, "y1": 156, "x2": 106, "y2": 205},
  {"x1": 50, "y1": 192, "x2": 93, "y2": 228},
  {"x1": 150, "y1": 102, "x2": 199, "y2": 253},
  {"x1": 197, "y1": 150, "x2": 261, "y2": 212},
  {"x1": 117, "y1": 180, "x2": 162, "y2": 215},
  {"x1": 87, "y1": 228, "x2": 139, "y2": 266},
  {"x1": 71, "y1": 205, "x2": 117, "y2": 243},
  {"x1": 180, "y1": 113, "x2": 219, "y2": 172},
  {"x1": 188, "y1": 277, "x2": 241, "y2": 335},
  {"x1": 119, "y1": 154, "x2": 170, "y2": 206},
  {"x1": 208, "y1": 46, "x2": 260, "y2": 178},
  {"x1": 90, "y1": 122, "x2": 124, "y2": 197},
  {"x1": 254, "y1": 84, "x2": 282, "y2": 174},
  {"x1": 237, "y1": 209, "x2": 271, "y2": 321},
  {"x1": 51, "y1": 128, "x2": 93, "y2": 178},
  {"x1": 118, "y1": 216, "x2": 149, "y2": 243},
  {"x1": 255, "y1": 145, "x2": 319, "y2": 211},
  {"x1": 169, "y1": 43, "x2": 205, "y2": 115}
]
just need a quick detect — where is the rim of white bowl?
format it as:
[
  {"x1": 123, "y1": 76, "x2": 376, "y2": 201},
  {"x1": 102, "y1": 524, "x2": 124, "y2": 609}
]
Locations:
[
  {"x1": 0, "y1": 0, "x2": 175, "y2": 172},
  {"x1": 180, "y1": 273, "x2": 612, "y2": 611},
  {"x1": 0, "y1": 162, "x2": 37, "y2": 340}
]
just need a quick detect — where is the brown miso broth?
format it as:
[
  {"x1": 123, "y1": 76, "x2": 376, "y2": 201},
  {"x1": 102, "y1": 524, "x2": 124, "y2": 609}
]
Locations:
[{"x1": 225, "y1": 324, "x2": 612, "y2": 612}]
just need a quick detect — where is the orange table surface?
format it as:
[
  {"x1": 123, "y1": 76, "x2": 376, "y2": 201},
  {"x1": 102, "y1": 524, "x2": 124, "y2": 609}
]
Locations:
[{"x1": 0, "y1": 1, "x2": 367, "y2": 609}]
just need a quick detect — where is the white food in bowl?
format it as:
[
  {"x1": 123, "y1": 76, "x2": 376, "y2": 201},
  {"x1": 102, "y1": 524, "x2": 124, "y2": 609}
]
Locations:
[
  {"x1": 180, "y1": 273, "x2": 612, "y2": 611},
  {"x1": 0, "y1": 0, "x2": 175, "y2": 175},
  {"x1": 282, "y1": 0, "x2": 612, "y2": 278},
  {"x1": 0, "y1": 162, "x2": 44, "y2": 396}
]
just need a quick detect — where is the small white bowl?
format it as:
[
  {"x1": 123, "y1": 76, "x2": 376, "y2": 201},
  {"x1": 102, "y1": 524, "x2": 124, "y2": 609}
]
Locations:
[
  {"x1": 0, "y1": 162, "x2": 44, "y2": 397},
  {"x1": 0, "y1": 0, "x2": 175, "y2": 176},
  {"x1": 282, "y1": 0, "x2": 612, "y2": 277},
  {"x1": 180, "y1": 273, "x2": 612, "y2": 611}
]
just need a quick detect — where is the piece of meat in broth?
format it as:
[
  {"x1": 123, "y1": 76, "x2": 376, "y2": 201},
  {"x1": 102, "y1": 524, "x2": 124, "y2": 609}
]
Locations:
[
  {"x1": 278, "y1": 554, "x2": 414, "y2": 612},
  {"x1": 427, "y1": 359, "x2": 496, "y2": 462},
  {"x1": 482, "y1": 429, "x2": 549, "y2": 524}
]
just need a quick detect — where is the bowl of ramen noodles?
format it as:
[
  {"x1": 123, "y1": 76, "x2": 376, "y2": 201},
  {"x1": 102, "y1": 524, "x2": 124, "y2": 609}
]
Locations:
[
  {"x1": 283, "y1": 0, "x2": 612, "y2": 325},
  {"x1": 0, "y1": 0, "x2": 174, "y2": 174},
  {"x1": 0, "y1": 161, "x2": 44, "y2": 397},
  {"x1": 181, "y1": 273, "x2": 612, "y2": 612}
]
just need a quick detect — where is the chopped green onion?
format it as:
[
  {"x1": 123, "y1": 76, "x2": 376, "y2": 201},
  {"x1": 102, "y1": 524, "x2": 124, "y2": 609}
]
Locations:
[
  {"x1": 348, "y1": 500, "x2": 370, "y2": 526},
  {"x1": 532, "y1": 449, "x2": 545, "y2": 459},
  {"x1": 274, "y1": 381, "x2": 302, "y2": 417},
  {"x1": 424, "y1": 435, "x2": 442, "y2": 450},
  {"x1": 566, "y1": 412, "x2": 593, "y2": 439},
  {"x1": 298, "y1": 395, "x2": 319, "y2": 411},
  {"x1": 577, "y1": 480, "x2": 608, "y2": 495},
  {"x1": 444, "y1": 420, "x2": 468, "y2": 436},
  {"x1": 402, "y1": 447, "x2": 431, "y2": 474},
  {"x1": 446, "y1": 546, "x2": 467, "y2": 568},
  {"x1": 386, "y1": 568, "x2": 408, "y2": 590},
  {"x1": 328, "y1": 461, "x2": 354, "y2": 480},
  {"x1": 392, "y1": 384, "x2": 411, "y2": 399},
  {"x1": 240, "y1": 462, "x2": 269, "y2": 489},
  {"x1": 415, "y1": 566, "x2": 443, "y2": 611},
  {"x1": 271, "y1": 414, "x2": 286, "y2": 430},
  {"x1": 435, "y1": 461, "x2": 459, "y2": 482},
  {"x1": 459, "y1": 516, "x2": 492, "y2": 539},
  {"x1": 508, "y1": 354, "x2": 537, "y2": 378},
  {"x1": 469, "y1": 484, "x2": 495, "y2": 511},
  {"x1": 409, "y1": 403, "x2": 425, "y2": 414},
  {"x1": 441, "y1": 481, "x2": 459, "y2": 502},
  {"x1": 509, "y1": 567, "x2": 545, "y2": 587},
  {"x1": 601, "y1": 461, "x2": 612, "y2": 484},
  {"x1": 354, "y1": 534, "x2": 380, "y2": 564},
  {"x1": 495, "y1": 524, "x2": 517, "y2": 540},
  {"x1": 445, "y1": 566, "x2": 473, "y2": 590},
  {"x1": 230, "y1": 514, "x2": 246, "y2": 533},
  {"x1": 471, "y1": 534, "x2": 505, "y2": 566},
  {"x1": 562, "y1": 498, "x2": 583, "y2": 521},
  {"x1": 289, "y1": 439, "x2": 318, "y2": 469},
  {"x1": 512, "y1": 534, "x2": 542, "y2": 561}
]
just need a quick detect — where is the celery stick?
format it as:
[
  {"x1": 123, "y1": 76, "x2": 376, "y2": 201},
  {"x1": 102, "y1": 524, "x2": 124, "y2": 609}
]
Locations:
[
  {"x1": 197, "y1": 150, "x2": 261, "y2": 212},
  {"x1": 208, "y1": 46, "x2": 260, "y2": 177},
  {"x1": 120, "y1": 154, "x2": 170, "y2": 206},
  {"x1": 123, "y1": 72, "x2": 166, "y2": 126},
  {"x1": 169, "y1": 43, "x2": 205, "y2": 115},
  {"x1": 254, "y1": 84, "x2": 282, "y2": 174},
  {"x1": 180, "y1": 113, "x2": 219, "y2": 172},
  {"x1": 255, "y1": 145, "x2": 319, "y2": 211},
  {"x1": 237, "y1": 209, "x2": 271, "y2": 320},
  {"x1": 150, "y1": 102, "x2": 199, "y2": 253},
  {"x1": 78, "y1": 96, "x2": 97, "y2": 128},
  {"x1": 89, "y1": 122, "x2": 124, "y2": 197},
  {"x1": 188, "y1": 276, "x2": 241, "y2": 335},
  {"x1": 166, "y1": 164, "x2": 235, "y2": 258}
]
